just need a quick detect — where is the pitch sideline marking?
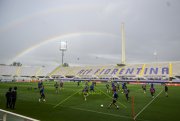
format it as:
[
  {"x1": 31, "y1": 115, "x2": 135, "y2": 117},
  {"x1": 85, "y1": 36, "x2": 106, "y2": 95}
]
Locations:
[
  {"x1": 96, "y1": 87, "x2": 127, "y2": 108},
  {"x1": 53, "y1": 89, "x2": 81, "y2": 108},
  {"x1": 70, "y1": 107, "x2": 150, "y2": 121},
  {"x1": 70, "y1": 107, "x2": 132, "y2": 119},
  {"x1": 134, "y1": 90, "x2": 163, "y2": 120}
]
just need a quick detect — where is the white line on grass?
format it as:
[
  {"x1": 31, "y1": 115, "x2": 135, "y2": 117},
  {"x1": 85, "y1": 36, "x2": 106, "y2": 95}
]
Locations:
[
  {"x1": 70, "y1": 107, "x2": 132, "y2": 119},
  {"x1": 134, "y1": 90, "x2": 163, "y2": 120},
  {"x1": 53, "y1": 89, "x2": 81, "y2": 108},
  {"x1": 96, "y1": 87, "x2": 127, "y2": 108}
]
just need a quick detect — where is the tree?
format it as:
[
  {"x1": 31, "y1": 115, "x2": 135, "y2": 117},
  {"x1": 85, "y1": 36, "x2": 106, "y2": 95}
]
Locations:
[
  {"x1": 63, "y1": 63, "x2": 69, "y2": 67},
  {"x1": 11, "y1": 62, "x2": 22, "y2": 66}
]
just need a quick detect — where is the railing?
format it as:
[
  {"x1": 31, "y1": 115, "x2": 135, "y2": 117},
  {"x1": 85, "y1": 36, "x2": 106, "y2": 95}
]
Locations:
[{"x1": 0, "y1": 109, "x2": 39, "y2": 121}]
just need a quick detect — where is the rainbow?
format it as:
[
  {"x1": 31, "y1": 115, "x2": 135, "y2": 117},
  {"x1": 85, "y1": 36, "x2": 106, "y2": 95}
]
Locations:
[{"x1": 10, "y1": 32, "x2": 119, "y2": 63}]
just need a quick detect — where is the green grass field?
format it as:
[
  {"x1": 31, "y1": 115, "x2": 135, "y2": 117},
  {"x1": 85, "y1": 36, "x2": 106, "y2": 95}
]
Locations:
[{"x1": 0, "y1": 81, "x2": 180, "y2": 121}]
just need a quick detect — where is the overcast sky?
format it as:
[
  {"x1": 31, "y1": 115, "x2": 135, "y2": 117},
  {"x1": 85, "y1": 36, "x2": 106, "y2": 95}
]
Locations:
[{"x1": 0, "y1": 0, "x2": 180, "y2": 66}]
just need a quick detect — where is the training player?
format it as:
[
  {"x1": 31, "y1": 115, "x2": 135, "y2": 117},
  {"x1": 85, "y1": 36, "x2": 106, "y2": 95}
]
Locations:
[
  {"x1": 150, "y1": 84, "x2": 155, "y2": 98},
  {"x1": 142, "y1": 83, "x2": 146, "y2": 93},
  {"x1": 10, "y1": 86, "x2": 17, "y2": 109},
  {"x1": 121, "y1": 82, "x2": 127, "y2": 93},
  {"x1": 108, "y1": 91, "x2": 119, "y2": 109},
  {"x1": 106, "y1": 83, "x2": 110, "y2": 93},
  {"x1": 124, "y1": 88, "x2": 130, "y2": 101},
  {"x1": 116, "y1": 82, "x2": 120, "y2": 91},
  {"x1": 85, "y1": 81, "x2": 89, "y2": 87},
  {"x1": 112, "y1": 84, "x2": 117, "y2": 93},
  {"x1": 60, "y1": 81, "x2": 64, "y2": 90},
  {"x1": 54, "y1": 82, "x2": 59, "y2": 93},
  {"x1": 92, "y1": 81, "x2": 96, "y2": 86},
  {"x1": 82, "y1": 86, "x2": 89, "y2": 101},
  {"x1": 165, "y1": 84, "x2": 168, "y2": 97},
  {"x1": 90, "y1": 84, "x2": 95, "y2": 93},
  {"x1": 77, "y1": 81, "x2": 80, "y2": 87},
  {"x1": 5, "y1": 87, "x2": 12, "y2": 108},
  {"x1": 39, "y1": 86, "x2": 46, "y2": 102},
  {"x1": 38, "y1": 80, "x2": 43, "y2": 90}
]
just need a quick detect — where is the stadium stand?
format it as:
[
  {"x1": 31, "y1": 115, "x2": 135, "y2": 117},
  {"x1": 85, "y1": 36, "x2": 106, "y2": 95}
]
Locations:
[
  {"x1": 0, "y1": 61, "x2": 180, "y2": 82},
  {"x1": 0, "y1": 65, "x2": 18, "y2": 76}
]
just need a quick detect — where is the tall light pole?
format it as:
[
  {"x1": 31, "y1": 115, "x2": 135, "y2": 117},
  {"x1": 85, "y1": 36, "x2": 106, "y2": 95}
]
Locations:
[
  {"x1": 153, "y1": 50, "x2": 158, "y2": 63},
  {"x1": 117, "y1": 23, "x2": 126, "y2": 66},
  {"x1": 59, "y1": 41, "x2": 67, "y2": 66},
  {"x1": 121, "y1": 23, "x2": 126, "y2": 65}
]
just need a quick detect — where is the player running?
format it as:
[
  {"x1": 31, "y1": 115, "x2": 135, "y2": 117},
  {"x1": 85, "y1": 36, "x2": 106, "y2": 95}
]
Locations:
[
  {"x1": 142, "y1": 84, "x2": 146, "y2": 93},
  {"x1": 165, "y1": 84, "x2": 168, "y2": 97},
  {"x1": 60, "y1": 81, "x2": 64, "y2": 90},
  {"x1": 108, "y1": 91, "x2": 119, "y2": 109},
  {"x1": 77, "y1": 81, "x2": 80, "y2": 87},
  {"x1": 82, "y1": 86, "x2": 89, "y2": 101},
  {"x1": 38, "y1": 80, "x2": 43, "y2": 90},
  {"x1": 90, "y1": 84, "x2": 95, "y2": 93},
  {"x1": 106, "y1": 83, "x2": 110, "y2": 93},
  {"x1": 116, "y1": 82, "x2": 120, "y2": 92},
  {"x1": 121, "y1": 83, "x2": 127, "y2": 93},
  {"x1": 124, "y1": 88, "x2": 130, "y2": 101},
  {"x1": 39, "y1": 86, "x2": 46, "y2": 102},
  {"x1": 150, "y1": 84, "x2": 155, "y2": 98},
  {"x1": 54, "y1": 82, "x2": 59, "y2": 93}
]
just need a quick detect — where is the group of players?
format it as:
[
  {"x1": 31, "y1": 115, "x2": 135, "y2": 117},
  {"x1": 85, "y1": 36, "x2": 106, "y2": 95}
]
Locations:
[
  {"x1": 81, "y1": 81, "x2": 169, "y2": 109},
  {"x1": 82, "y1": 81, "x2": 96, "y2": 101},
  {"x1": 38, "y1": 80, "x2": 168, "y2": 110},
  {"x1": 4, "y1": 80, "x2": 168, "y2": 111},
  {"x1": 38, "y1": 80, "x2": 64, "y2": 102},
  {"x1": 5, "y1": 86, "x2": 17, "y2": 109},
  {"x1": 54, "y1": 81, "x2": 64, "y2": 93},
  {"x1": 143, "y1": 83, "x2": 168, "y2": 98}
]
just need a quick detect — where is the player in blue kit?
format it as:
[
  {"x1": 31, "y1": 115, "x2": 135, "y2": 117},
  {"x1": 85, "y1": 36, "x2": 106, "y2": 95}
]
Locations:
[
  {"x1": 108, "y1": 91, "x2": 119, "y2": 109},
  {"x1": 90, "y1": 84, "x2": 94, "y2": 93},
  {"x1": 39, "y1": 86, "x2": 46, "y2": 102},
  {"x1": 83, "y1": 86, "x2": 89, "y2": 101},
  {"x1": 124, "y1": 88, "x2": 130, "y2": 101},
  {"x1": 165, "y1": 84, "x2": 168, "y2": 97}
]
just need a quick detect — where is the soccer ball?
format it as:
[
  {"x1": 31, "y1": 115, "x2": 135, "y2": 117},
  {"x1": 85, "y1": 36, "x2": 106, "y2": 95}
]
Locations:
[{"x1": 101, "y1": 104, "x2": 103, "y2": 108}]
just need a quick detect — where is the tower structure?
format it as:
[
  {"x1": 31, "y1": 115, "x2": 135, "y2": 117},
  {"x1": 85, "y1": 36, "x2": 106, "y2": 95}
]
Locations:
[{"x1": 121, "y1": 23, "x2": 126, "y2": 65}]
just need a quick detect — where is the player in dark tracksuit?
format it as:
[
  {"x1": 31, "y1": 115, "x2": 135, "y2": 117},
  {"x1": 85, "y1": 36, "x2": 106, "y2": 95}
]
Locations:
[
  {"x1": 108, "y1": 91, "x2": 119, "y2": 109},
  {"x1": 106, "y1": 83, "x2": 110, "y2": 93},
  {"x1": 150, "y1": 85, "x2": 155, "y2": 98},
  {"x1": 39, "y1": 86, "x2": 46, "y2": 102},
  {"x1": 77, "y1": 81, "x2": 80, "y2": 87},
  {"x1": 142, "y1": 84, "x2": 146, "y2": 93},
  {"x1": 165, "y1": 84, "x2": 168, "y2": 97},
  {"x1": 5, "y1": 87, "x2": 12, "y2": 108},
  {"x1": 10, "y1": 86, "x2": 17, "y2": 109},
  {"x1": 83, "y1": 86, "x2": 89, "y2": 101},
  {"x1": 124, "y1": 88, "x2": 130, "y2": 101}
]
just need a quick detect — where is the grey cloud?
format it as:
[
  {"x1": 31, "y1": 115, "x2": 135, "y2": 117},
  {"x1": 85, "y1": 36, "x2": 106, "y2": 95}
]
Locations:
[{"x1": 0, "y1": 0, "x2": 180, "y2": 66}]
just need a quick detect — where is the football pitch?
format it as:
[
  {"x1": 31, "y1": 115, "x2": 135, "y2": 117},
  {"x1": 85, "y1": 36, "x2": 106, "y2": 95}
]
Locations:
[{"x1": 0, "y1": 81, "x2": 180, "y2": 121}]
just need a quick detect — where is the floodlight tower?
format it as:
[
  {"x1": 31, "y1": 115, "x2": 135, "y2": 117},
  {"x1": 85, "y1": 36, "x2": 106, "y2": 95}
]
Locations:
[
  {"x1": 153, "y1": 50, "x2": 158, "y2": 63},
  {"x1": 117, "y1": 23, "x2": 126, "y2": 66},
  {"x1": 121, "y1": 23, "x2": 126, "y2": 65},
  {"x1": 59, "y1": 41, "x2": 67, "y2": 65}
]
